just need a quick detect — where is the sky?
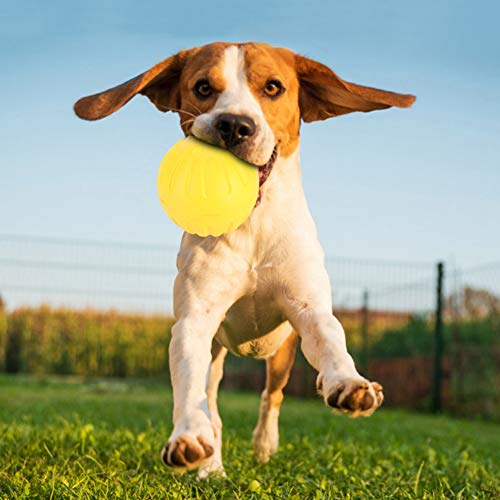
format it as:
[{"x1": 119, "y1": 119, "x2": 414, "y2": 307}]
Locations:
[{"x1": 1, "y1": 0, "x2": 499, "y2": 269}]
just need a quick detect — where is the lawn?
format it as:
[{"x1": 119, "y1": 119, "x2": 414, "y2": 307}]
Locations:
[{"x1": 0, "y1": 375, "x2": 498, "y2": 499}]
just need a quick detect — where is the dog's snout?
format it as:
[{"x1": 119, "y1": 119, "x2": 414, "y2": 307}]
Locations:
[{"x1": 215, "y1": 113, "x2": 256, "y2": 147}]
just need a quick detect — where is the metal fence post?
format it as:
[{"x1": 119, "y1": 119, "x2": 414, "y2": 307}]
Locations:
[
  {"x1": 361, "y1": 289, "x2": 369, "y2": 376},
  {"x1": 432, "y1": 262, "x2": 445, "y2": 414}
]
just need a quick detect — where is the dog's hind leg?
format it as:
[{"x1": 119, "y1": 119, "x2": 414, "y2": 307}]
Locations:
[
  {"x1": 253, "y1": 328, "x2": 298, "y2": 463},
  {"x1": 197, "y1": 340, "x2": 228, "y2": 479}
]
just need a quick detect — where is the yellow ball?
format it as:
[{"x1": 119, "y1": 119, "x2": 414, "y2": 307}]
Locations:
[{"x1": 157, "y1": 137, "x2": 259, "y2": 237}]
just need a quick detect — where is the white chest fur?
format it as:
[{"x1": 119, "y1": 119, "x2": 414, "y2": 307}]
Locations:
[{"x1": 175, "y1": 149, "x2": 331, "y2": 358}]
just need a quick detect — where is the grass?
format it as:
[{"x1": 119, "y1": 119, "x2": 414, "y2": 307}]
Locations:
[{"x1": 0, "y1": 375, "x2": 498, "y2": 499}]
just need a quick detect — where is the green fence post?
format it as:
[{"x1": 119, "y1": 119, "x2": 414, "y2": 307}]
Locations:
[
  {"x1": 432, "y1": 262, "x2": 445, "y2": 414},
  {"x1": 361, "y1": 289, "x2": 369, "y2": 376}
]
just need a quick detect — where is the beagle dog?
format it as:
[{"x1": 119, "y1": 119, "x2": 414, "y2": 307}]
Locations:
[{"x1": 74, "y1": 42, "x2": 415, "y2": 478}]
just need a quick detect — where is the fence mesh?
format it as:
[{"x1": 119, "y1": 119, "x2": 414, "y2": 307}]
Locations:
[
  {"x1": 445, "y1": 263, "x2": 500, "y2": 419},
  {"x1": 0, "y1": 235, "x2": 177, "y2": 313},
  {"x1": 0, "y1": 235, "x2": 498, "y2": 419}
]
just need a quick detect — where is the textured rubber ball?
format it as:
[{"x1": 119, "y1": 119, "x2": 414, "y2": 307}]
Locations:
[{"x1": 157, "y1": 136, "x2": 259, "y2": 237}]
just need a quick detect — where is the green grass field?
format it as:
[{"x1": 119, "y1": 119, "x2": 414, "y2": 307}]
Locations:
[{"x1": 0, "y1": 375, "x2": 498, "y2": 499}]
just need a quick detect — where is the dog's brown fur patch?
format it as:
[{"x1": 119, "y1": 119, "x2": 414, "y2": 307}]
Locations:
[{"x1": 243, "y1": 44, "x2": 301, "y2": 158}]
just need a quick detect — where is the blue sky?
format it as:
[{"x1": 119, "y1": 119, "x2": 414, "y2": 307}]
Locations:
[{"x1": 1, "y1": 0, "x2": 499, "y2": 267}]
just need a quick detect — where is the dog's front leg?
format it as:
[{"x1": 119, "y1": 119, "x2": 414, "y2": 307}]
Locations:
[
  {"x1": 161, "y1": 263, "x2": 243, "y2": 473},
  {"x1": 161, "y1": 313, "x2": 220, "y2": 471},
  {"x1": 289, "y1": 306, "x2": 383, "y2": 417}
]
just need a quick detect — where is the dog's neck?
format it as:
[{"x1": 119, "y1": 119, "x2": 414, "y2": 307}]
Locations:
[
  {"x1": 220, "y1": 142, "x2": 319, "y2": 259},
  {"x1": 258, "y1": 147, "x2": 303, "y2": 206},
  {"x1": 239, "y1": 143, "x2": 316, "y2": 242},
  {"x1": 184, "y1": 143, "x2": 316, "y2": 261}
]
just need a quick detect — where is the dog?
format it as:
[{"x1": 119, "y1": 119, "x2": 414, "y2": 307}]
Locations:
[{"x1": 74, "y1": 41, "x2": 415, "y2": 478}]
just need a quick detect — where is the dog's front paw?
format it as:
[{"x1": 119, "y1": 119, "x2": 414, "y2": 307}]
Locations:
[
  {"x1": 319, "y1": 376, "x2": 383, "y2": 417},
  {"x1": 161, "y1": 411, "x2": 216, "y2": 471},
  {"x1": 161, "y1": 434, "x2": 214, "y2": 470}
]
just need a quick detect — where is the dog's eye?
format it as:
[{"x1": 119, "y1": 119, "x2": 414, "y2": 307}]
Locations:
[
  {"x1": 263, "y1": 79, "x2": 284, "y2": 98},
  {"x1": 194, "y1": 79, "x2": 213, "y2": 99}
]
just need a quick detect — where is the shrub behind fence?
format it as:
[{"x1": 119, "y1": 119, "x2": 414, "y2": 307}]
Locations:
[{"x1": 2, "y1": 307, "x2": 174, "y2": 378}]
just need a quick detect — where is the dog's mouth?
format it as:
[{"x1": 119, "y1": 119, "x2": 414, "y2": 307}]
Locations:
[
  {"x1": 257, "y1": 145, "x2": 278, "y2": 186},
  {"x1": 255, "y1": 145, "x2": 278, "y2": 206},
  {"x1": 188, "y1": 133, "x2": 278, "y2": 207}
]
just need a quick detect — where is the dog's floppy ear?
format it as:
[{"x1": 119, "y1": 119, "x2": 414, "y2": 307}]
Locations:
[
  {"x1": 74, "y1": 50, "x2": 193, "y2": 120},
  {"x1": 295, "y1": 55, "x2": 415, "y2": 123}
]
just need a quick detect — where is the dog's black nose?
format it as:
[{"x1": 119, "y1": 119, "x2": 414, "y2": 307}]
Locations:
[{"x1": 215, "y1": 113, "x2": 256, "y2": 147}]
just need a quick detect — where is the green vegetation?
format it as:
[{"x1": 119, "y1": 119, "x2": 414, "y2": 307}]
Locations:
[
  {"x1": 3, "y1": 306, "x2": 497, "y2": 377},
  {"x1": 0, "y1": 300, "x2": 7, "y2": 372},
  {"x1": 1, "y1": 306, "x2": 498, "y2": 419},
  {"x1": 2, "y1": 307, "x2": 174, "y2": 377},
  {"x1": 368, "y1": 315, "x2": 500, "y2": 420},
  {"x1": 369, "y1": 315, "x2": 499, "y2": 359},
  {"x1": 0, "y1": 375, "x2": 498, "y2": 498}
]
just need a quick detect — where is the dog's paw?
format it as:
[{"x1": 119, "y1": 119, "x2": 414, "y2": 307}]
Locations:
[
  {"x1": 252, "y1": 423, "x2": 279, "y2": 464},
  {"x1": 161, "y1": 434, "x2": 214, "y2": 470},
  {"x1": 161, "y1": 410, "x2": 217, "y2": 471},
  {"x1": 322, "y1": 378, "x2": 383, "y2": 417}
]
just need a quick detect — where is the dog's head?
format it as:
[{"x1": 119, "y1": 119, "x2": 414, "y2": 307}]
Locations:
[{"x1": 75, "y1": 42, "x2": 415, "y2": 177}]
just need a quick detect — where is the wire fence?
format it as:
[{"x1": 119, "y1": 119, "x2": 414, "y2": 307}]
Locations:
[
  {"x1": 0, "y1": 234, "x2": 177, "y2": 313},
  {"x1": 444, "y1": 263, "x2": 500, "y2": 418},
  {"x1": 0, "y1": 234, "x2": 498, "y2": 419},
  {"x1": 1, "y1": 234, "x2": 438, "y2": 314}
]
